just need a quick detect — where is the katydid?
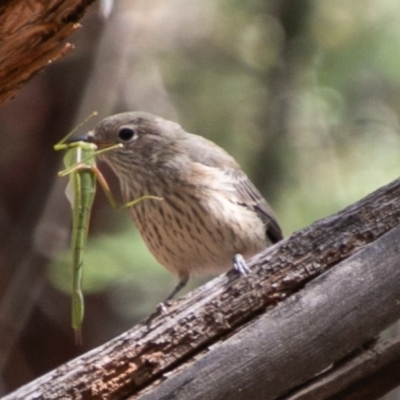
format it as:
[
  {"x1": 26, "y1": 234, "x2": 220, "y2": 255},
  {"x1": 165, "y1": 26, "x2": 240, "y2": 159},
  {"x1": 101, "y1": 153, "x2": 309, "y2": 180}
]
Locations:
[{"x1": 54, "y1": 119, "x2": 161, "y2": 343}]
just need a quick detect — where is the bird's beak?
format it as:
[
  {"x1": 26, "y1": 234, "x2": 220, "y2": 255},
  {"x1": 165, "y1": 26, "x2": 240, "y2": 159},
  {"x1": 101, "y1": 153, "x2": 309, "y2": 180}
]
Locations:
[
  {"x1": 65, "y1": 135, "x2": 93, "y2": 143},
  {"x1": 66, "y1": 132, "x2": 114, "y2": 149},
  {"x1": 65, "y1": 134, "x2": 93, "y2": 144}
]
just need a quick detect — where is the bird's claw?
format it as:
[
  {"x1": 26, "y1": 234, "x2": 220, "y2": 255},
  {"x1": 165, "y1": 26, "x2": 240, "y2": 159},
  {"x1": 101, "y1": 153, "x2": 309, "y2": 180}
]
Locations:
[
  {"x1": 145, "y1": 301, "x2": 170, "y2": 328},
  {"x1": 233, "y1": 253, "x2": 251, "y2": 276},
  {"x1": 156, "y1": 301, "x2": 169, "y2": 314}
]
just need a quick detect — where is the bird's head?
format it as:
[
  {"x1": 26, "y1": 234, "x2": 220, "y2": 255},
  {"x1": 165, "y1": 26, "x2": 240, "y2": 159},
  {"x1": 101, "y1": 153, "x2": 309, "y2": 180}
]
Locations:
[{"x1": 76, "y1": 111, "x2": 183, "y2": 170}]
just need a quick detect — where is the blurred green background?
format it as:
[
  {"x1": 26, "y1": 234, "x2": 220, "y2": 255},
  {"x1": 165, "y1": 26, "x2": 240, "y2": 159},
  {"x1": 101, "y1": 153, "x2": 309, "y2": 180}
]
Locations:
[{"x1": 1, "y1": 0, "x2": 400, "y2": 396}]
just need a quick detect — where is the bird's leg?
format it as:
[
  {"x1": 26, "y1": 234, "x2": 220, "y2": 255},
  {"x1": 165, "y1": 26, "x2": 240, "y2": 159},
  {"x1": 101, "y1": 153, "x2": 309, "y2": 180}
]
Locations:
[
  {"x1": 145, "y1": 272, "x2": 189, "y2": 326},
  {"x1": 165, "y1": 273, "x2": 189, "y2": 302},
  {"x1": 156, "y1": 272, "x2": 189, "y2": 313},
  {"x1": 232, "y1": 253, "x2": 251, "y2": 276}
]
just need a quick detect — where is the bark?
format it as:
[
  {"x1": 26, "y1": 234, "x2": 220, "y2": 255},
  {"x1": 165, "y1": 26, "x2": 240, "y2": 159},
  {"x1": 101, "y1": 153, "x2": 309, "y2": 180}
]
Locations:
[
  {"x1": 0, "y1": 0, "x2": 95, "y2": 108},
  {"x1": 283, "y1": 336, "x2": 400, "y2": 400},
  {"x1": 4, "y1": 176, "x2": 400, "y2": 399}
]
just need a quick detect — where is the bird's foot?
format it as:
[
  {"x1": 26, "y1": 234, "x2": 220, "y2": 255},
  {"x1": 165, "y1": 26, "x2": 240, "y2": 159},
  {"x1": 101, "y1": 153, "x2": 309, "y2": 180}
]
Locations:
[
  {"x1": 156, "y1": 301, "x2": 169, "y2": 314},
  {"x1": 145, "y1": 301, "x2": 171, "y2": 328},
  {"x1": 232, "y1": 253, "x2": 251, "y2": 276}
]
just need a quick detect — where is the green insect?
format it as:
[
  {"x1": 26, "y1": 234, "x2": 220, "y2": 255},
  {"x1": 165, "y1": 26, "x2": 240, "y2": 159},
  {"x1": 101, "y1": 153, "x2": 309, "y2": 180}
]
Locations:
[{"x1": 54, "y1": 116, "x2": 161, "y2": 343}]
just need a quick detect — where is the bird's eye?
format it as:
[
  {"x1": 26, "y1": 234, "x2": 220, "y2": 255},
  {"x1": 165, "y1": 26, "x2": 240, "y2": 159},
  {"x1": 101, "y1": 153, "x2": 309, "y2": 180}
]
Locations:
[{"x1": 118, "y1": 126, "x2": 137, "y2": 141}]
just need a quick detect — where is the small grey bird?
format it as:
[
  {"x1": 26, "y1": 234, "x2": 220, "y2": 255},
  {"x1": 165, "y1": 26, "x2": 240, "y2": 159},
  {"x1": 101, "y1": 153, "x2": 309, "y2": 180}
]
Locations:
[{"x1": 83, "y1": 112, "x2": 283, "y2": 301}]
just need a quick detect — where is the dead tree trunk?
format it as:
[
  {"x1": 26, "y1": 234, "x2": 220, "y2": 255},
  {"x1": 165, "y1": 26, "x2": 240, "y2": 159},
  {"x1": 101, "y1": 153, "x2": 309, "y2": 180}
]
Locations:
[
  {"x1": 0, "y1": 0, "x2": 95, "y2": 108},
  {"x1": 4, "y1": 177, "x2": 400, "y2": 400}
]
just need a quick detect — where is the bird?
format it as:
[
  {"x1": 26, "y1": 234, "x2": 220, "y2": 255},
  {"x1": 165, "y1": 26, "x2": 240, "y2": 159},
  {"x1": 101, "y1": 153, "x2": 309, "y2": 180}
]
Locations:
[{"x1": 81, "y1": 111, "x2": 283, "y2": 302}]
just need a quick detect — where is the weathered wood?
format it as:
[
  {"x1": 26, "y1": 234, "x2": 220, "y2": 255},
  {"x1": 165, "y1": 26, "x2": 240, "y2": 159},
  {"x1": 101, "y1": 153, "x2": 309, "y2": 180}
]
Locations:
[
  {"x1": 136, "y1": 225, "x2": 400, "y2": 400},
  {"x1": 4, "y1": 177, "x2": 400, "y2": 399},
  {"x1": 283, "y1": 335, "x2": 400, "y2": 400},
  {"x1": 0, "y1": 0, "x2": 95, "y2": 108}
]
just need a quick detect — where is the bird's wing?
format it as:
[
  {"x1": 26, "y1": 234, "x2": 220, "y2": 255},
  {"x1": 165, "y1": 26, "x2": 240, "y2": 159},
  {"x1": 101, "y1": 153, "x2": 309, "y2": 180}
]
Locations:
[
  {"x1": 182, "y1": 134, "x2": 283, "y2": 243},
  {"x1": 224, "y1": 168, "x2": 283, "y2": 243}
]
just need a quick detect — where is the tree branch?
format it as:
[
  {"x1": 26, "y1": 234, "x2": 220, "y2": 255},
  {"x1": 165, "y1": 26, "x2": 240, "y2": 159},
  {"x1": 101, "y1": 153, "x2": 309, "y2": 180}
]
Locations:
[
  {"x1": 136, "y1": 224, "x2": 400, "y2": 400},
  {"x1": 4, "y1": 176, "x2": 400, "y2": 399},
  {"x1": 283, "y1": 335, "x2": 400, "y2": 400}
]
